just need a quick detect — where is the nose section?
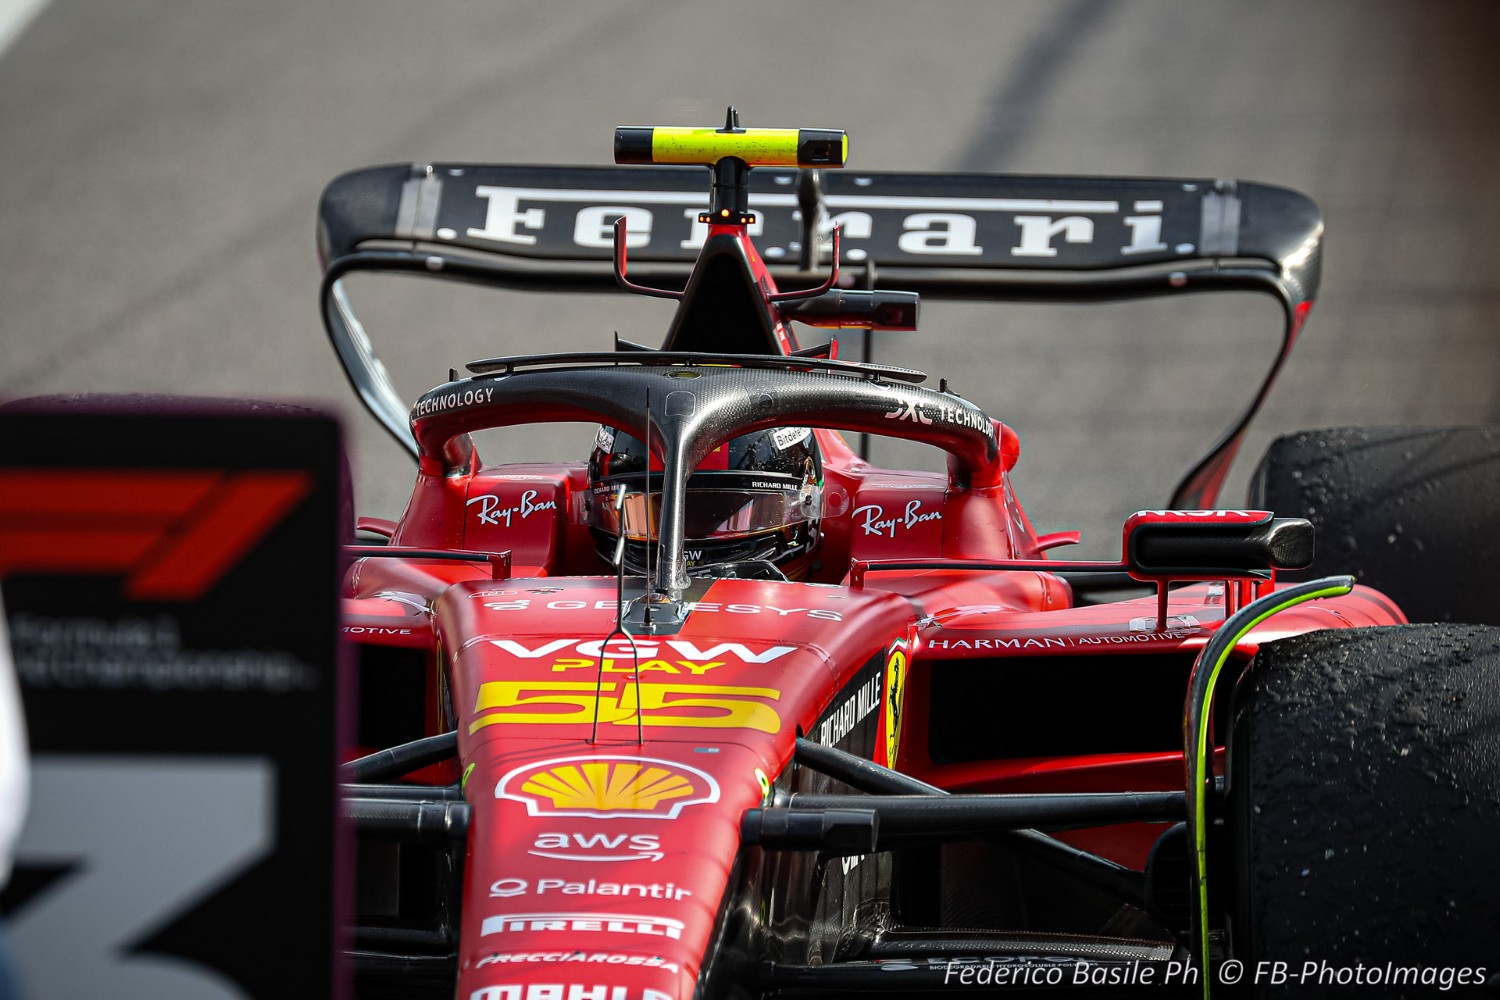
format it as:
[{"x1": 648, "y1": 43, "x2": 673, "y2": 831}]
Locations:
[{"x1": 456, "y1": 742, "x2": 771, "y2": 1000}]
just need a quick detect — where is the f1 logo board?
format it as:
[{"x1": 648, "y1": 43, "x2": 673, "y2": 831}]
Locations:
[{"x1": 0, "y1": 398, "x2": 347, "y2": 1000}]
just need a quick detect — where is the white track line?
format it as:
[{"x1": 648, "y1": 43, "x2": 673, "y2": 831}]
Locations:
[{"x1": 0, "y1": 0, "x2": 51, "y2": 60}]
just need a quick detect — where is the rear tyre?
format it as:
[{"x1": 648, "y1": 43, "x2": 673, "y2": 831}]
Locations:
[
  {"x1": 1249, "y1": 426, "x2": 1500, "y2": 624},
  {"x1": 1227, "y1": 624, "x2": 1500, "y2": 997}
]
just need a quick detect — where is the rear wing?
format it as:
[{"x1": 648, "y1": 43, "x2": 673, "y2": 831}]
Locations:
[{"x1": 318, "y1": 163, "x2": 1322, "y2": 507}]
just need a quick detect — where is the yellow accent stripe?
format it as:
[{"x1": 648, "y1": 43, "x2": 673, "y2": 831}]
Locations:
[{"x1": 648, "y1": 128, "x2": 845, "y2": 167}]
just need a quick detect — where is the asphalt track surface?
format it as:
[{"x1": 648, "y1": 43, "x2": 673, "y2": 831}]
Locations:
[{"x1": 1, "y1": 1, "x2": 1497, "y2": 556}]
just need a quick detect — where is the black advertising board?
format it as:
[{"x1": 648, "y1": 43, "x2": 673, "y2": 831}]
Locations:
[{"x1": 0, "y1": 398, "x2": 347, "y2": 1000}]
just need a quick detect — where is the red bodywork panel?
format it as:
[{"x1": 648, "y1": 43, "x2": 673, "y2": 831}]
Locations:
[
  {"x1": 332, "y1": 198, "x2": 1394, "y2": 1000},
  {"x1": 342, "y1": 446, "x2": 1403, "y2": 998}
]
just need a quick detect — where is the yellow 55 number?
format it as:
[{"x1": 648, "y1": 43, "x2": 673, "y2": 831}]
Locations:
[{"x1": 470, "y1": 681, "x2": 782, "y2": 734}]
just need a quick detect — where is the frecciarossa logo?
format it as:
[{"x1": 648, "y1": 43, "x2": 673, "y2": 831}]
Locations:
[{"x1": 496, "y1": 755, "x2": 720, "y2": 820}]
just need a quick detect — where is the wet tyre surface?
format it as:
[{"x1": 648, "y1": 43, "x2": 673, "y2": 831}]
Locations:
[
  {"x1": 1250, "y1": 426, "x2": 1500, "y2": 625},
  {"x1": 1229, "y1": 624, "x2": 1500, "y2": 997}
]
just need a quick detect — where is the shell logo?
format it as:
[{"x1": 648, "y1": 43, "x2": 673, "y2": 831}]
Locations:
[{"x1": 496, "y1": 754, "x2": 720, "y2": 820}]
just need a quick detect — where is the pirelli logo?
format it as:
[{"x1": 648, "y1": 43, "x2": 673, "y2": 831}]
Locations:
[{"x1": 0, "y1": 469, "x2": 311, "y2": 600}]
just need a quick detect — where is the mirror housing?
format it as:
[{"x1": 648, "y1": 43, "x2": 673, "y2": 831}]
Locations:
[{"x1": 1123, "y1": 510, "x2": 1314, "y2": 581}]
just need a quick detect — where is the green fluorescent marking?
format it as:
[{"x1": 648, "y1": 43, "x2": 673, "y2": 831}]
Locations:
[{"x1": 1190, "y1": 580, "x2": 1352, "y2": 998}]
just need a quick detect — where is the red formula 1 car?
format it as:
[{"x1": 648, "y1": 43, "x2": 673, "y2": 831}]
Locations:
[{"x1": 324, "y1": 113, "x2": 1500, "y2": 999}]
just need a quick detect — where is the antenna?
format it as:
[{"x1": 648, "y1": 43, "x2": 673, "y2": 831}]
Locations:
[
  {"x1": 643, "y1": 388, "x2": 656, "y2": 626},
  {"x1": 591, "y1": 483, "x2": 644, "y2": 745}
]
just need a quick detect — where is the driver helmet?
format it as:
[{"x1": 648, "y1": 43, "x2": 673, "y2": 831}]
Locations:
[{"x1": 587, "y1": 424, "x2": 823, "y2": 580}]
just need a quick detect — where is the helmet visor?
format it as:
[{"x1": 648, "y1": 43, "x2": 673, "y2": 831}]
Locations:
[{"x1": 595, "y1": 485, "x2": 820, "y2": 542}]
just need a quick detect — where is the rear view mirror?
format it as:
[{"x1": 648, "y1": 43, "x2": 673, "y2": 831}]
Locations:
[{"x1": 1123, "y1": 510, "x2": 1314, "y2": 580}]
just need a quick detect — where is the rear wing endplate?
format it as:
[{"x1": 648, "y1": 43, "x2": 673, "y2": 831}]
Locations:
[{"x1": 318, "y1": 163, "x2": 1322, "y2": 508}]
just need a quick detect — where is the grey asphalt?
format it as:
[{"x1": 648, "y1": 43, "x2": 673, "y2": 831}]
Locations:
[{"x1": 1, "y1": 1, "x2": 1496, "y2": 555}]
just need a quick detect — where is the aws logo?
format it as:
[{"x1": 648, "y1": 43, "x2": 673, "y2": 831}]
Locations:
[{"x1": 497, "y1": 755, "x2": 719, "y2": 820}]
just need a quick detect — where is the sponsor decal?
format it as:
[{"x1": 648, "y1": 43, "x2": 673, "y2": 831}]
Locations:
[
  {"x1": 883, "y1": 642, "x2": 908, "y2": 769},
  {"x1": 480, "y1": 600, "x2": 841, "y2": 621},
  {"x1": 489, "y1": 638, "x2": 795, "y2": 663},
  {"x1": 929, "y1": 636, "x2": 1069, "y2": 651},
  {"x1": 546, "y1": 658, "x2": 724, "y2": 677},
  {"x1": 489, "y1": 878, "x2": 690, "y2": 901},
  {"x1": 471, "y1": 984, "x2": 671, "y2": 1000},
  {"x1": 881, "y1": 399, "x2": 992, "y2": 437},
  {"x1": 1135, "y1": 509, "x2": 1265, "y2": 520},
  {"x1": 884, "y1": 399, "x2": 931, "y2": 425},
  {"x1": 852, "y1": 499, "x2": 942, "y2": 538},
  {"x1": 1129, "y1": 614, "x2": 1200, "y2": 633},
  {"x1": 470, "y1": 680, "x2": 781, "y2": 734},
  {"x1": 1072, "y1": 631, "x2": 1195, "y2": 646},
  {"x1": 816, "y1": 672, "x2": 881, "y2": 747},
  {"x1": 468, "y1": 490, "x2": 559, "y2": 528},
  {"x1": 594, "y1": 426, "x2": 616, "y2": 452},
  {"x1": 475, "y1": 951, "x2": 681, "y2": 974},
  {"x1": 530, "y1": 831, "x2": 663, "y2": 862},
  {"x1": 480, "y1": 912, "x2": 685, "y2": 940},
  {"x1": 491, "y1": 878, "x2": 528, "y2": 898},
  {"x1": 341, "y1": 626, "x2": 413, "y2": 636},
  {"x1": 497, "y1": 756, "x2": 720, "y2": 820},
  {"x1": 412, "y1": 385, "x2": 495, "y2": 417},
  {"x1": 770, "y1": 426, "x2": 811, "y2": 450},
  {"x1": 841, "y1": 853, "x2": 865, "y2": 875},
  {"x1": 928, "y1": 631, "x2": 1194, "y2": 651},
  {"x1": 460, "y1": 184, "x2": 1178, "y2": 261}
]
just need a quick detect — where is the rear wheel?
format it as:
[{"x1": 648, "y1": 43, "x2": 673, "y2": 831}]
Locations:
[
  {"x1": 1249, "y1": 425, "x2": 1500, "y2": 625},
  {"x1": 1227, "y1": 624, "x2": 1500, "y2": 997}
]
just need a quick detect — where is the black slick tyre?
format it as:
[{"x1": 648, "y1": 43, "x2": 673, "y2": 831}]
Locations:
[
  {"x1": 1227, "y1": 624, "x2": 1500, "y2": 998},
  {"x1": 1249, "y1": 426, "x2": 1500, "y2": 625}
]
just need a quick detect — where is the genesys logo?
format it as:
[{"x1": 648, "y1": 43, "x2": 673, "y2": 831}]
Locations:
[
  {"x1": 530, "y1": 831, "x2": 663, "y2": 863},
  {"x1": 480, "y1": 598, "x2": 842, "y2": 622},
  {"x1": 480, "y1": 912, "x2": 685, "y2": 940},
  {"x1": 471, "y1": 984, "x2": 671, "y2": 1000},
  {"x1": 497, "y1": 756, "x2": 719, "y2": 820},
  {"x1": 489, "y1": 877, "x2": 690, "y2": 901}
]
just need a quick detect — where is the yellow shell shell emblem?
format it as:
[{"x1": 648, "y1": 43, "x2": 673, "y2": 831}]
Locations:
[{"x1": 496, "y1": 754, "x2": 720, "y2": 820}]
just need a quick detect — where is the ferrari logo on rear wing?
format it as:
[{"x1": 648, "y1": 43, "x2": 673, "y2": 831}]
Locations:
[{"x1": 326, "y1": 163, "x2": 1288, "y2": 274}]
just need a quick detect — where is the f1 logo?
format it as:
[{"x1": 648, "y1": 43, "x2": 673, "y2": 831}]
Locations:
[{"x1": 0, "y1": 469, "x2": 311, "y2": 600}]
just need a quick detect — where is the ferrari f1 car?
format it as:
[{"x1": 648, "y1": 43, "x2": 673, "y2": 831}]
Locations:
[{"x1": 323, "y1": 112, "x2": 1500, "y2": 999}]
